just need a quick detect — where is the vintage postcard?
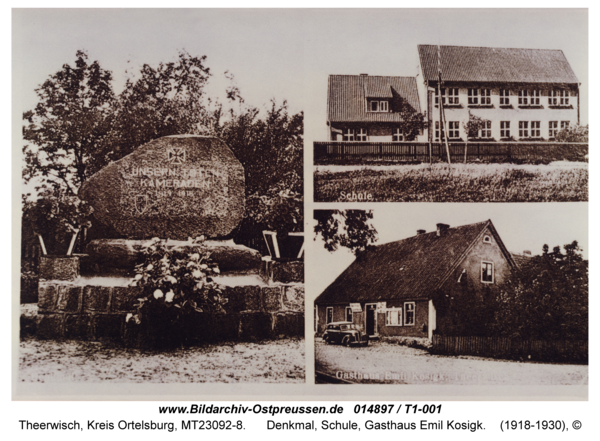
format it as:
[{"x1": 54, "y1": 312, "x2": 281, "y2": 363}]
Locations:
[{"x1": 13, "y1": 8, "x2": 588, "y2": 401}]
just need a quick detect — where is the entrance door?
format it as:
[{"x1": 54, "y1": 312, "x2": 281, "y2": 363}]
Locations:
[{"x1": 365, "y1": 304, "x2": 377, "y2": 336}]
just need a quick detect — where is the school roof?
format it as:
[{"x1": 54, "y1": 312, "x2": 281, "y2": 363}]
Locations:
[
  {"x1": 418, "y1": 45, "x2": 579, "y2": 85},
  {"x1": 315, "y1": 220, "x2": 515, "y2": 305},
  {"x1": 327, "y1": 75, "x2": 421, "y2": 123}
]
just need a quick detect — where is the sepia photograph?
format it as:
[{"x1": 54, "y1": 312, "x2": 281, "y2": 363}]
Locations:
[
  {"x1": 14, "y1": 9, "x2": 305, "y2": 393},
  {"x1": 311, "y1": 205, "x2": 588, "y2": 387},
  {"x1": 308, "y1": 10, "x2": 588, "y2": 203}
]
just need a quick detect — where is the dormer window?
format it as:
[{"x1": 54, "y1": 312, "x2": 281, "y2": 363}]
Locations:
[{"x1": 369, "y1": 100, "x2": 388, "y2": 112}]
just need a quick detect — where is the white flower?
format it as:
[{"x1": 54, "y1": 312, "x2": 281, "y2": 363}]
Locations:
[
  {"x1": 125, "y1": 313, "x2": 133, "y2": 322},
  {"x1": 153, "y1": 289, "x2": 164, "y2": 299},
  {"x1": 190, "y1": 253, "x2": 200, "y2": 261},
  {"x1": 187, "y1": 261, "x2": 195, "y2": 267},
  {"x1": 192, "y1": 269, "x2": 202, "y2": 278},
  {"x1": 147, "y1": 264, "x2": 154, "y2": 271},
  {"x1": 213, "y1": 268, "x2": 220, "y2": 274},
  {"x1": 134, "y1": 274, "x2": 143, "y2": 280},
  {"x1": 200, "y1": 264, "x2": 208, "y2": 270},
  {"x1": 166, "y1": 275, "x2": 177, "y2": 284},
  {"x1": 165, "y1": 290, "x2": 175, "y2": 302}
]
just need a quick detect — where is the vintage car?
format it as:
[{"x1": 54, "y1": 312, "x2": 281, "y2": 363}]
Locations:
[{"x1": 322, "y1": 321, "x2": 369, "y2": 347}]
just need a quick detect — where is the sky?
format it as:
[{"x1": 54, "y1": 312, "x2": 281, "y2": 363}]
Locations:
[
  {"x1": 13, "y1": 9, "x2": 587, "y2": 133},
  {"x1": 307, "y1": 203, "x2": 589, "y2": 299},
  {"x1": 13, "y1": 9, "x2": 306, "y2": 117}
]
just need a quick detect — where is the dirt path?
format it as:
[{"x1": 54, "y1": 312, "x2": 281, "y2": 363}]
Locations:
[
  {"x1": 19, "y1": 337, "x2": 305, "y2": 383},
  {"x1": 315, "y1": 340, "x2": 587, "y2": 385}
]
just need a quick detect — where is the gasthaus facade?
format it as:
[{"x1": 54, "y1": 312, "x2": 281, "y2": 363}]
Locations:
[{"x1": 314, "y1": 220, "x2": 517, "y2": 340}]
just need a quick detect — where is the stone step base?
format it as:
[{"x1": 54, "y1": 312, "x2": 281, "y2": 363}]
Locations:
[{"x1": 21, "y1": 304, "x2": 303, "y2": 347}]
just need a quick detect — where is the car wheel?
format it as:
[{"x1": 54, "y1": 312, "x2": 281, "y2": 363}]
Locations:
[{"x1": 342, "y1": 336, "x2": 351, "y2": 347}]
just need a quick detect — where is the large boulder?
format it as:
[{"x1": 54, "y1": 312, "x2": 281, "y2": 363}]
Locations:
[{"x1": 80, "y1": 135, "x2": 245, "y2": 240}]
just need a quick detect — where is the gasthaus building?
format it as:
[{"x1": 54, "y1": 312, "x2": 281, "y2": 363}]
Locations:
[{"x1": 314, "y1": 220, "x2": 518, "y2": 340}]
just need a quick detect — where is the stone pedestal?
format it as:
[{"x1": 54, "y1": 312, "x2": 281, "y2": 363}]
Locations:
[{"x1": 39, "y1": 256, "x2": 80, "y2": 281}]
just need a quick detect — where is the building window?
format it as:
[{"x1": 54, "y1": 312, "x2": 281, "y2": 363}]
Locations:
[
  {"x1": 480, "y1": 89, "x2": 491, "y2": 105},
  {"x1": 345, "y1": 307, "x2": 353, "y2": 323},
  {"x1": 356, "y1": 128, "x2": 367, "y2": 141},
  {"x1": 500, "y1": 121, "x2": 510, "y2": 138},
  {"x1": 479, "y1": 121, "x2": 492, "y2": 138},
  {"x1": 531, "y1": 121, "x2": 541, "y2": 137},
  {"x1": 549, "y1": 121, "x2": 558, "y2": 138},
  {"x1": 369, "y1": 100, "x2": 389, "y2": 112},
  {"x1": 392, "y1": 128, "x2": 404, "y2": 141},
  {"x1": 385, "y1": 308, "x2": 402, "y2": 326},
  {"x1": 519, "y1": 121, "x2": 529, "y2": 138},
  {"x1": 447, "y1": 88, "x2": 459, "y2": 104},
  {"x1": 342, "y1": 128, "x2": 354, "y2": 141},
  {"x1": 468, "y1": 88, "x2": 478, "y2": 105},
  {"x1": 435, "y1": 121, "x2": 443, "y2": 140},
  {"x1": 436, "y1": 121, "x2": 459, "y2": 140},
  {"x1": 481, "y1": 262, "x2": 494, "y2": 283},
  {"x1": 448, "y1": 121, "x2": 460, "y2": 138},
  {"x1": 468, "y1": 89, "x2": 490, "y2": 105},
  {"x1": 500, "y1": 89, "x2": 510, "y2": 105},
  {"x1": 404, "y1": 302, "x2": 415, "y2": 326},
  {"x1": 519, "y1": 90, "x2": 540, "y2": 106},
  {"x1": 549, "y1": 90, "x2": 570, "y2": 106},
  {"x1": 435, "y1": 88, "x2": 445, "y2": 105},
  {"x1": 326, "y1": 307, "x2": 333, "y2": 324},
  {"x1": 483, "y1": 235, "x2": 492, "y2": 244}
]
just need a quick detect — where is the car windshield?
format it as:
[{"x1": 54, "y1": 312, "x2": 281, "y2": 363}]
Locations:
[{"x1": 340, "y1": 324, "x2": 357, "y2": 331}]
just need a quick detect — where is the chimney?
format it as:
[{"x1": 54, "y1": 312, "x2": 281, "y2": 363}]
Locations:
[
  {"x1": 523, "y1": 250, "x2": 531, "y2": 256},
  {"x1": 436, "y1": 223, "x2": 450, "y2": 236},
  {"x1": 417, "y1": 229, "x2": 426, "y2": 235},
  {"x1": 360, "y1": 73, "x2": 368, "y2": 76}
]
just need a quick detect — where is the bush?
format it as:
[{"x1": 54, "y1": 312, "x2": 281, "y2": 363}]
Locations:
[{"x1": 127, "y1": 237, "x2": 227, "y2": 347}]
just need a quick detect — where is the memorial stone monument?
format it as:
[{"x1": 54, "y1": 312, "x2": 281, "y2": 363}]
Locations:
[{"x1": 33, "y1": 135, "x2": 304, "y2": 345}]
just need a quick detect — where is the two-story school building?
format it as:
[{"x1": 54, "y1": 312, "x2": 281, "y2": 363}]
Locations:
[{"x1": 417, "y1": 44, "x2": 580, "y2": 142}]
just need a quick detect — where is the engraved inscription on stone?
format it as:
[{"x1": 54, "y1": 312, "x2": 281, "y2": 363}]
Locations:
[{"x1": 80, "y1": 135, "x2": 245, "y2": 240}]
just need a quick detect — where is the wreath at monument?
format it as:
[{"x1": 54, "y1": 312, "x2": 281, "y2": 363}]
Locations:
[{"x1": 127, "y1": 236, "x2": 227, "y2": 346}]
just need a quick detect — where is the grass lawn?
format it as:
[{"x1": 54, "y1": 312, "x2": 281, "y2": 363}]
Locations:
[{"x1": 314, "y1": 162, "x2": 588, "y2": 202}]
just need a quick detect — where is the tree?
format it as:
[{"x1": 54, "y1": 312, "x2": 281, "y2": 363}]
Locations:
[
  {"x1": 314, "y1": 210, "x2": 378, "y2": 255},
  {"x1": 398, "y1": 104, "x2": 426, "y2": 141},
  {"x1": 494, "y1": 241, "x2": 588, "y2": 340},
  {"x1": 555, "y1": 124, "x2": 589, "y2": 143},
  {"x1": 462, "y1": 111, "x2": 492, "y2": 163},
  {"x1": 96, "y1": 50, "x2": 212, "y2": 174},
  {"x1": 23, "y1": 50, "x2": 115, "y2": 194},
  {"x1": 214, "y1": 101, "x2": 303, "y2": 246}
]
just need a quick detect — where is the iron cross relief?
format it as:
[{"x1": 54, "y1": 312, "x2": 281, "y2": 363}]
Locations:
[{"x1": 167, "y1": 147, "x2": 186, "y2": 164}]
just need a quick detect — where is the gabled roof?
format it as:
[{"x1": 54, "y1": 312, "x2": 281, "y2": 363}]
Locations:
[
  {"x1": 315, "y1": 220, "x2": 515, "y2": 305},
  {"x1": 418, "y1": 45, "x2": 579, "y2": 85},
  {"x1": 327, "y1": 75, "x2": 421, "y2": 123}
]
